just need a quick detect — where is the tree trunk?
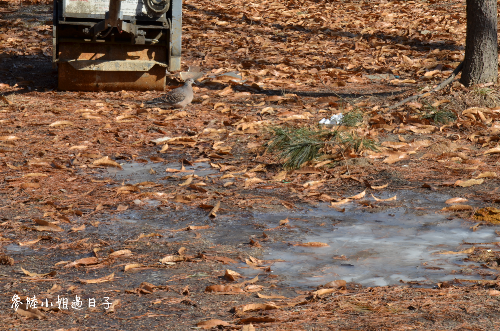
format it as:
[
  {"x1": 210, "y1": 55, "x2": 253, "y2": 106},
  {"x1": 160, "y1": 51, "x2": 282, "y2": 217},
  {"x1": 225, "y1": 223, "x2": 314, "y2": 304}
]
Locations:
[{"x1": 460, "y1": 0, "x2": 498, "y2": 87}]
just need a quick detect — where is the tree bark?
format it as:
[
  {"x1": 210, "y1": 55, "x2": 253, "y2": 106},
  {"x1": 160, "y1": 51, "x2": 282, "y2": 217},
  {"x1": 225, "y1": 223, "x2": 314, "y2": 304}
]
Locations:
[{"x1": 460, "y1": 0, "x2": 498, "y2": 87}]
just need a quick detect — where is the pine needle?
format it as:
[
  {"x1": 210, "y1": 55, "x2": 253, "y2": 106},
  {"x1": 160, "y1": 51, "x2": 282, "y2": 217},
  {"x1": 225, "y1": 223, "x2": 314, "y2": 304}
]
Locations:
[
  {"x1": 340, "y1": 110, "x2": 364, "y2": 127},
  {"x1": 265, "y1": 126, "x2": 377, "y2": 170},
  {"x1": 266, "y1": 126, "x2": 330, "y2": 170},
  {"x1": 421, "y1": 102, "x2": 457, "y2": 124}
]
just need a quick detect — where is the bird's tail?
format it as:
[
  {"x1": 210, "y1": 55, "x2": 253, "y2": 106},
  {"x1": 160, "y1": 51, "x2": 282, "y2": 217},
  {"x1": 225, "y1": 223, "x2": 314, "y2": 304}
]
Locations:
[{"x1": 145, "y1": 97, "x2": 165, "y2": 104}]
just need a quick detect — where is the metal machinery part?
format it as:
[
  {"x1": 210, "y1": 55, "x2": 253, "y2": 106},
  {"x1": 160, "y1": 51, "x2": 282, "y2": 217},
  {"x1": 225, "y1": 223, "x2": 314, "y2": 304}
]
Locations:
[
  {"x1": 143, "y1": 0, "x2": 170, "y2": 16},
  {"x1": 53, "y1": 0, "x2": 182, "y2": 91}
]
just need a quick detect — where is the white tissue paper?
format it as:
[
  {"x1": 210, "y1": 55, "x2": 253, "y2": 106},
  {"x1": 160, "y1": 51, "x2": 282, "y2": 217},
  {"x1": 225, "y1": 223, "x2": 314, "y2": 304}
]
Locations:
[{"x1": 319, "y1": 113, "x2": 343, "y2": 125}]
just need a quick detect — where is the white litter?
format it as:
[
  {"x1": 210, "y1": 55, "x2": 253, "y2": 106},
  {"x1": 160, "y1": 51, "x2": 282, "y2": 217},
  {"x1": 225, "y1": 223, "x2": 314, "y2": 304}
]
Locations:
[{"x1": 319, "y1": 113, "x2": 343, "y2": 125}]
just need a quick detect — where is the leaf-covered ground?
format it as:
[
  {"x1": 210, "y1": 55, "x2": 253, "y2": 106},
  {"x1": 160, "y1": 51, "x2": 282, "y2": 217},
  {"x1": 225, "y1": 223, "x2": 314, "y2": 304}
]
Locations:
[{"x1": 2, "y1": 0, "x2": 500, "y2": 329}]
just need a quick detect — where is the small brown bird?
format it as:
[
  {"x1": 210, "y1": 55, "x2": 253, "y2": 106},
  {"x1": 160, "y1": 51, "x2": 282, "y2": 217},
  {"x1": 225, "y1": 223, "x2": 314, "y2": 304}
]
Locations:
[{"x1": 147, "y1": 78, "x2": 195, "y2": 109}]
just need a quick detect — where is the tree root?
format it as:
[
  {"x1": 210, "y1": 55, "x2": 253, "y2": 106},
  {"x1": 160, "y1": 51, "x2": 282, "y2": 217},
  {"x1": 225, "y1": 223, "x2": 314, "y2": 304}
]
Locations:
[{"x1": 388, "y1": 61, "x2": 464, "y2": 110}]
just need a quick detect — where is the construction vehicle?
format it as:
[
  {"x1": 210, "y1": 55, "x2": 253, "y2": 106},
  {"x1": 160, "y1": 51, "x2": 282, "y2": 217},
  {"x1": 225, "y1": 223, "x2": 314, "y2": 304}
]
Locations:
[{"x1": 52, "y1": 0, "x2": 182, "y2": 91}]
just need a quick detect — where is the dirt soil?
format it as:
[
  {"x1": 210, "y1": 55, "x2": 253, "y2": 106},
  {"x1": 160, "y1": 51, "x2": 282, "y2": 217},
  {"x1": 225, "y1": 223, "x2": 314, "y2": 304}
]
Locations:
[{"x1": 2, "y1": 0, "x2": 500, "y2": 330}]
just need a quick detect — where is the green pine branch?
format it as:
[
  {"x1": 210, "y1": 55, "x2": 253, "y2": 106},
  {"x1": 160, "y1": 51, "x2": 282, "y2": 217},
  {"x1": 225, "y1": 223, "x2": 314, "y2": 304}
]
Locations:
[{"x1": 265, "y1": 124, "x2": 377, "y2": 170}]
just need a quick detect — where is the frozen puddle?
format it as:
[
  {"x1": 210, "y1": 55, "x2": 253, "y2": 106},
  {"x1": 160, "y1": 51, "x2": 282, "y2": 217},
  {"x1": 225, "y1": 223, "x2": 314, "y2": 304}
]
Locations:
[
  {"x1": 228, "y1": 192, "x2": 500, "y2": 288},
  {"x1": 107, "y1": 165, "x2": 499, "y2": 288},
  {"x1": 261, "y1": 211, "x2": 493, "y2": 287}
]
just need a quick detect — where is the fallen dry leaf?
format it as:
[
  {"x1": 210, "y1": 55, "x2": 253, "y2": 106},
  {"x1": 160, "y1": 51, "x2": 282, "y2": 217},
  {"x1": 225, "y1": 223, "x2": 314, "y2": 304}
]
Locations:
[
  {"x1": 455, "y1": 178, "x2": 484, "y2": 187},
  {"x1": 323, "y1": 279, "x2": 347, "y2": 289},
  {"x1": 0, "y1": 135, "x2": 19, "y2": 141},
  {"x1": 371, "y1": 194, "x2": 397, "y2": 202},
  {"x1": 70, "y1": 224, "x2": 85, "y2": 232},
  {"x1": 187, "y1": 225, "x2": 210, "y2": 231},
  {"x1": 445, "y1": 197, "x2": 469, "y2": 204},
  {"x1": 256, "y1": 293, "x2": 287, "y2": 299},
  {"x1": 124, "y1": 263, "x2": 144, "y2": 272},
  {"x1": 209, "y1": 201, "x2": 221, "y2": 218},
  {"x1": 383, "y1": 151, "x2": 409, "y2": 164},
  {"x1": 330, "y1": 198, "x2": 351, "y2": 207},
  {"x1": 476, "y1": 171, "x2": 497, "y2": 178},
  {"x1": 109, "y1": 249, "x2": 132, "y2": 257},
  {"x1": 225, "y1": 269, "x2": 242, "y2": 281},
  {"x1": 205, "y1": 285, "x2": 244, "y2": 293},
  {"x1": 348, "y1": 190, "x2": 366, "y2": 200},
  {"x1": 33, "y1": 219, "x2": 64, "y2": 232},
  {"x1": 303, "y1": 180, "x2": 324, "y2": 188},
  {"x1": 441, "y1": 205, "x2": 473, "y2": 212},
  {"x1": 105, "y1": 299, "x2": 121, "y2": 314},
  {"x1": 244, "y1": 177, "x2": 265, "y2": 187},
  {"x1": 295, "y1": 242, "x2": 329, "y2": 247},
  {"x1": 22, "y1": 173, "x2": 47, "y2": 178},
  {"x1": 371, "y1": 183, "x2": 389, "y2": 190},
  {"x1": 273, "y1": 170, "x2": 287, "y2": 181},
  {"x1": 483, "y1": 147, "x2": 500, "y2": 155},
  {"x1": 64, "y1": 257, "x2": 98, "y2": 268},
  {"x1": 18, "y1": 238, "x2": 42, "y2": 246},
  {"x1": 241, "y1": 324, "x2": 256, "y2": 331},
  {"x1": 93, "y1": 156, "x2": 122, "y2": 169},
  {"x1": 116, "y1": 204, "x2": 129, "y2": 211},
  {"x1": 15, "y1": 306, "x2": 45, "y2": 320},
  {"x1": 204, "y1": 256, "x2": 237, "y2": 264},
  {"x1": 179, "y1": 176, "x2": 194, "y2": 186},
  {"x1": 235, "y1": 303, "x2": 279, "y2": 314},
  {"x1": 312, "y1": 288, "x2": 336, "y2": 296},
  {"x1": 21, "y1": 183, "x2": 40, "y2": 189},
  {"x1": 197, "y1": 319, "x2": 231, "y2": 329},
  {"x1": 49, "y1": 120, "x2": 74, "y2": 127},
  {"x1": 409, "y1": 125, "x2": 436, "y2": 134},
  {"x1": 79, "y1": 273, "x2": 115, "y2": 284},
  {"x1": 117, "y1": 185, "x2": 140, "y2": 194},
  {"x1": 160, "y1": 255, "x2": 185, "y2": 263},
  {"x1": 132, "y1": 232, "x2": 162, "y2": 241},
  {"x1": 21, "y1": 267, "x2": 56, "y2": 278},
  {"x1": 438, "y1": 247, "x2": 475, "y2": 255}
]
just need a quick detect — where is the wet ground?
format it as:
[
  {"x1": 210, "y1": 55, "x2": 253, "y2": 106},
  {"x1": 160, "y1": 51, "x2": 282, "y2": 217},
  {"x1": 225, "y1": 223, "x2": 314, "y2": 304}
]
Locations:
[
  {"x1": 4, "y1": 160, "x2": 500, "y2": 330},
  {"x1": 102, "y1": 163, "x2": 500, "y2": 288},
  {"x1": 104, "y1": 161, "x2": 218, "y2": 184}
]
